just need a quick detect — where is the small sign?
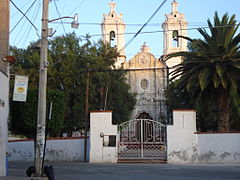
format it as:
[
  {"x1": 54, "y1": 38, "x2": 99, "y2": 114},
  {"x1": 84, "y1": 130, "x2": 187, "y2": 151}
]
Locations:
[{"x1": 13, "y1": 75, "x2": 29, "y2": 102}]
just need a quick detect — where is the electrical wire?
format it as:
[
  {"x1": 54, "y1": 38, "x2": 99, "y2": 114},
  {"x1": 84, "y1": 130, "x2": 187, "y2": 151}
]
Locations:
[
  {"x1": 10, "y1": 0, "x2": 40, "y2": 38},
  {"x1": 79, "y1": 23, "x2": 240, "y2": 38},
  {"x1": 10, "y1": 0, "x2": 39, "y2": 34},
  {"x1": 10, "y1": 0, "x2": 33, "y2": 18},
  {"x1": 68, "y1": 0, "x2": 86, "y2": 15},
  {"x1": 13, "y1": 5, "x2": 32, "y2": 46},
  {"x1": 52, "y1": 0, "x2": 87, "y2": 31},
  {"x1": 22, "y1": 1, "x2": 41, "y2": 47},
  {"x1": 14, "y1": 0, "x2": 40, "y2": 46},
  {"x1": 53, "y1": 0, "x2": 67, "y2": 34},
  {"x1": 10, "y1": 0, "x2": 240, "y2": 49},
  {"x1": 118, "y1": 0, "x2": 168, "y2": 53},
  {"x1": 50, "y1": 22, "x2": 211, "y2": 27}
]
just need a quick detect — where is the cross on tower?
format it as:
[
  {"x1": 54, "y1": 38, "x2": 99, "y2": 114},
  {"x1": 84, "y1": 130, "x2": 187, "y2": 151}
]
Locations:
[
  {"x1": 109, "y1": 1, "x2": 116, "y2": 12},
  {"x1": 172, "y1": 0, "x2": 178, "y2": 13}
]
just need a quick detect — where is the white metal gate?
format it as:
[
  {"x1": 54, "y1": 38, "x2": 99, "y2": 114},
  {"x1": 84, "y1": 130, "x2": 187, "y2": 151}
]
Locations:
[{"x1": 118, "y1": 119, "x2": 167, "y2": 160}]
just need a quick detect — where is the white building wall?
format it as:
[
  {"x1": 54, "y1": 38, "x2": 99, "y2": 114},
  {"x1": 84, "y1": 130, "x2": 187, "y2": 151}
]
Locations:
[
  {"x1": 8, "y1": 111, "x2": 240, "y2": 164},
  {"x1": 167, "y1": 110, "x2": 198, "y2": 163},
  {"x1": 7, "y1": 138, "x2": 90, "y2": 162},
  {"x1": 197, "y1": 133, "x2": 240, "y2": 163},
  {"x1": 167, "y1": 110, "x2": 240, "y2": 163},
  {"x1": 0, "y1": 72, "x2": 9, "y2": 175},
  {"x1": 89, "y1": 111, "x2": 118, "y2": 163},
  {"x1": 7, "y1": 141, "x2": 34, "y2": 161}
]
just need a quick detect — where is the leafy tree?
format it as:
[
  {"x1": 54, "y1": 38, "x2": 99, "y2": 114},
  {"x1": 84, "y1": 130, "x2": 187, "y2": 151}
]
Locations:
[
  {"x1": 47, "y1": 33, "x2": 135, "y2": 134},
  {"x1": 10, "y1": 33, "x2": 136, "y2": 136},
  {"x1": 166, "y1": 12, "x2": 240, "y2": 132},
  {"x1": 10, "y1": 43, "x2": 66, "y2": 137},
  {"x1": 10, "y1": 42, "x2": 41, "y2": 88},
  {"x1": 10, "y1": 89, "x2": 64, "y2": 138}
]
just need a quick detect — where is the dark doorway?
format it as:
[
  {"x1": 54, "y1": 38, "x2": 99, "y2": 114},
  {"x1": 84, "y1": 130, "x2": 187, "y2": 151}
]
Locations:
[{"x1": 137, "y1": 112, "x2": 153, "y2": 120}]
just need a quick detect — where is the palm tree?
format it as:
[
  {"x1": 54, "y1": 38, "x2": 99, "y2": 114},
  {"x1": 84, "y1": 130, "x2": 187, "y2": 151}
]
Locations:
[{"x1": 166, "y1": 12, "x2": 240, "y2": 132}]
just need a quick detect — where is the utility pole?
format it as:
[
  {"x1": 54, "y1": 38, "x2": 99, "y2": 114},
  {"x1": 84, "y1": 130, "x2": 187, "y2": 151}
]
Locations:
[
  {"x1": 35, "y1": 0, "x2": 49, "y2": 177},
  {"x1": 84, "y1": 65, "x2": 90, "y2": 162}
]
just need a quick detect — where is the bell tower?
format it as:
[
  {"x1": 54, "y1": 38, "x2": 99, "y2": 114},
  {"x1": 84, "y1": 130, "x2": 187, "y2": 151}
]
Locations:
[
  {"x1": 102, "y1": 1, "x2": 126, "y2": 67},
  {"x1": 162, "y1": 0, "x2": 188, "y2": 69}
]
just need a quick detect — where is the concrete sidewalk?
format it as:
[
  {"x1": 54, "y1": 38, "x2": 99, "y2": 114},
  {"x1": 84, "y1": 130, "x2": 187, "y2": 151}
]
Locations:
[
  {"x1": 0, "y1": 177, "x2": 28, "y2": 180},
  {"x1": 0, "y1": 176, "x2": 49, "y2": 180}
]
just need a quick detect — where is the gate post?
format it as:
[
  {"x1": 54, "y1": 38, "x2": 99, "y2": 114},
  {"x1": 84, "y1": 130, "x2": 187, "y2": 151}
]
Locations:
[
  {"x1": 89, "y1": 111, "x2": 118, "y2": 163},
  {"x1": 167, "y1": 110, "x2": 198, "y2": 163}
]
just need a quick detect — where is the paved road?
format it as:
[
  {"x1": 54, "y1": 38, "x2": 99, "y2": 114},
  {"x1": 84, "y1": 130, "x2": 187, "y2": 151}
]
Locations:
[{"x1": 2, "y1": 161, "x2": 240, "y2": 180}]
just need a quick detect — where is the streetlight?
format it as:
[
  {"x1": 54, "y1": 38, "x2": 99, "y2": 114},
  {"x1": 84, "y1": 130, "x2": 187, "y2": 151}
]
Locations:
[
  {"x1": 71, "y1": 13, "x2": 79, "y2": 29},
  {"x1": 48, "y1": 13, "x2": 79, "y2": 29},
  {"x1": 34, "y1": 0, "x2": 79, "y2": 177}
]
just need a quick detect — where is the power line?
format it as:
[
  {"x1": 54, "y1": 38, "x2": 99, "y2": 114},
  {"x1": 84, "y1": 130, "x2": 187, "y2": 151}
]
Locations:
[
  {"x1": 82, "y1": 23, "x2": 240, "y2": 38},
  {"x1": 68, "y1": 0, "x2": 86, "y2": 15},
  {"x1": 10, "y1": 0, "x2": 39, "y2": 34},
  {"x1": 13, "y1": 0, "x2": 40, "y2": 46},
  {"x1": 10, "y1": 0, "x2": 33, "y2": 18},
  {"x1": 22, "y1": 1, "x2": 41, "y2": 47},
  {"x1": 77, "y1": 67, "x2": 168, "y2": 74},
  {"x1": 13, "y1": 17, "x2": 28, "y2": 45},
  {"x1": 52, "y1": 0, "x2": 87, "y2": 31},
  {"x1": 50, "y1": 22, "x2": 209, "y2": 26},
  {"x1": 10, "y1": 0, "x2": 40, "y2": 38},
  {"x1": 118, "y1": 0, "x2": 168, "y2": 53},
  {"x1": 53, "y1": 0, "x2": 67, "y2": 34},
  {"x1": 13, "y1": 3, "x2": 37, "y2": 46}
]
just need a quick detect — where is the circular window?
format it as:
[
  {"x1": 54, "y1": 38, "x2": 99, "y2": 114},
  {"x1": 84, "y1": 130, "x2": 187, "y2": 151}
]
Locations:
[
  {"x1": 141, "y1": 79, "x2": 149, "y2": 90},
  {"x1": 138, "y1": 55, "x2": 148, "y2": 65}
]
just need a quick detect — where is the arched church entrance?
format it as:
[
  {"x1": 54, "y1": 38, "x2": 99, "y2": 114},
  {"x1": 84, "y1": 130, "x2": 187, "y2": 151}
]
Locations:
[
  {"x1": 117, "y1": 112, "x2": 167, "y2": 162},
  {"x1": 136, "y1": 112, "x2": 153, "y2": 120}
]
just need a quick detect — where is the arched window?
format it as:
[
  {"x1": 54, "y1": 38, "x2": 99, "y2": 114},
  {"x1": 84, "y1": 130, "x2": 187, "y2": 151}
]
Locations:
[
  {"x1": 140, "y1": 79, "x2": 149, "y2": 90},
  {"x1": 110, "y1": 31, "x2": 116, "y2": 47},
  {"x1": 172, "y1": 30, "x2": 179, "y2": 47}
]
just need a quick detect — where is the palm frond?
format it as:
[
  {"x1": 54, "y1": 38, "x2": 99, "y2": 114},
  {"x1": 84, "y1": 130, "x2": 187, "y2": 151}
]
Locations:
[{"x1": 199, "y1": 68, "x2": 211, "y2": 90}]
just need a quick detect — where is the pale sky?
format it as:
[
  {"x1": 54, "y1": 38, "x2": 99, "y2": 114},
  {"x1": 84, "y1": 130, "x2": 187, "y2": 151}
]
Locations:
[{"x1": 10, "y1": 0, "x2": 240, "y2": 60}]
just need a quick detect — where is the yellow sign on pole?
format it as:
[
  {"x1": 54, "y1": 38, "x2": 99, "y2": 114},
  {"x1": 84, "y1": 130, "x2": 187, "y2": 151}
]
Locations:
[{"x1": 13, "y1": 75, "x2": 29, "y2": 102}]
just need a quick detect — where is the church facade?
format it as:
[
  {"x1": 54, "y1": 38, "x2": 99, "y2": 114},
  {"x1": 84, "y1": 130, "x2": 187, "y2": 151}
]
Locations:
[
  {"x1": 101, "y1": 1, "x2": 188, "y2": 122},
  {"x1": 123, "y1": 44, "x2": 167, "y2": 121}
]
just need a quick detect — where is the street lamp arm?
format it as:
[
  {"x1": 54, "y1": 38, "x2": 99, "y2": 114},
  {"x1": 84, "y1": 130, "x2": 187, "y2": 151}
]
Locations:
[
  {"x1": 48, "y1": 13, "x2": 79, "y2": 29},
  {"x1": 48, "y1": 16, "x2": 74, "y2": 23}
]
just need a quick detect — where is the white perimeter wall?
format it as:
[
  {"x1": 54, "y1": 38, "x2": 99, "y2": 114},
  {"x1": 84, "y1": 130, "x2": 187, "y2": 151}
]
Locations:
[
  {"x1": 7, "y1": 138, "x2": 89, "y2": 162},
  {"x1": 0, "y1": 72, "x2": 9, "y2": 176},
  {"x1": 167, "y1": 110, "x2": 240, "y2": 163},
  {"x1": 197, "y1": 133, "x2": 240, "y2": 163},
  {"x1": 89, "y1": 111, "x2": 118, "y2": 163},
  {"x1": 167, "y1": 110, "x2": 198, "y2": 163}
]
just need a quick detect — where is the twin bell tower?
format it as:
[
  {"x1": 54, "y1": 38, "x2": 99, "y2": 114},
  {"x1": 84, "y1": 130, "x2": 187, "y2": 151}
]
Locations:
[{"x1": 101, "y1": 0, "x2": 188, "y2": 69}]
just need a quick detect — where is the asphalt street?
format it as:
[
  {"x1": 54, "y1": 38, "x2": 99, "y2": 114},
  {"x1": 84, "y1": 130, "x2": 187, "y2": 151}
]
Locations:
[{"x1": 2, "y1": 161, "x2": 240, "y2": 180}]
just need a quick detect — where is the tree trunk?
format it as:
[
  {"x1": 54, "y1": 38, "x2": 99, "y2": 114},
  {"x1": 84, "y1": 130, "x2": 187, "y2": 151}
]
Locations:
[{"x1": 216, "y1": 87, "x2": 230, "y2": 132}]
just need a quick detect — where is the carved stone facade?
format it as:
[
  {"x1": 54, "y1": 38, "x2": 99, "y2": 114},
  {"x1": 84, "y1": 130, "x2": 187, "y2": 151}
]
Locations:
[{"x1": 123, "y1": 44, "x2": 167, "y2": 121}]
